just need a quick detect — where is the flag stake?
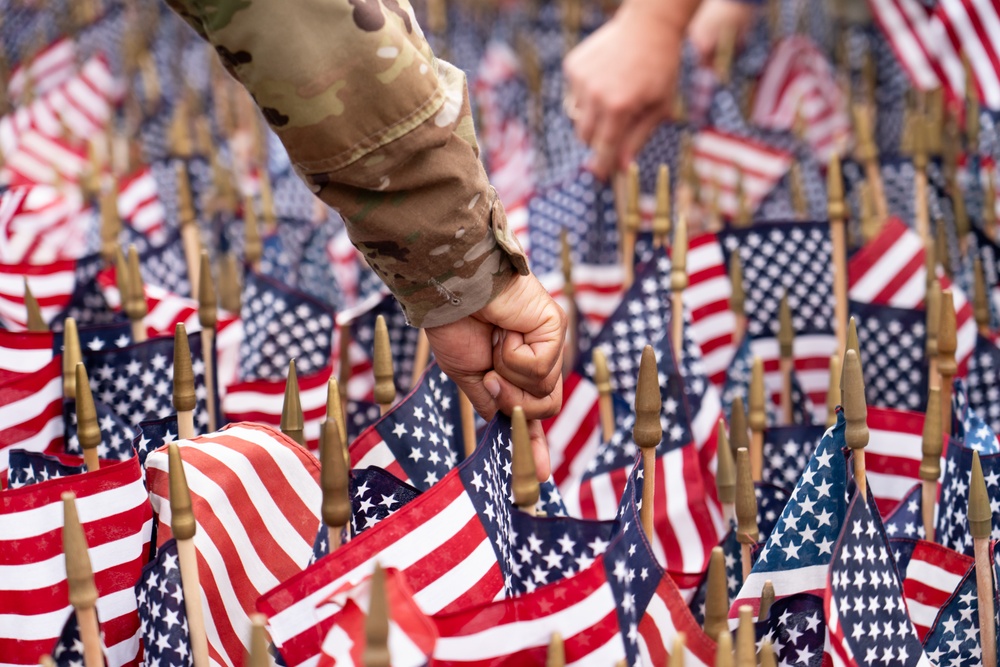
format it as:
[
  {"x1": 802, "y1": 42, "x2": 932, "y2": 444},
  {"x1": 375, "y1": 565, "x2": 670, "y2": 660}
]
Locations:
[
  {"x1": 843, "y1": 348, "x2": 869, "y2": 498},
  {"x1": 326, "y1": 378, "x2": 348, "y2": 460},
  {"x1": 759, "y1": 639, "x2": 778, "y2": 667},
  {"x1": 63, "y1": 317, "x2": 82, "y2": 400},
  {"x1": 652, "y1": 164, "x2": 671, "y2": 248},
  {"x1": 176, "y1": 161, "x2": 201, "y2": 298},
  {"x1": 512, "y1": 406, "x2": 539, "y2": 516},
  {"x1": 669, "y1": 633, "x2": 686, "y2": 667},
  {"x1": 748, "y1": 357, "x2": 765, "y2": 481},
  {"x1": 919, "y1": 386, "x2": 942, "y2": 542},
  {"x1": 373, "y1": 315, "x2": 396, "y2": 416},
  {"x1": 826, "y1": 354, "x2": 841, "y2": 428},
  {"x1": 411, "y1": 329, "x2": 431, "y2": 381},
  {"x1": 198, "y1": 251, "x2": 218, "y2": 431},
  {"x1": 736, "y1": 448, "x2": 759, "y2": 582},
  {"x1": 670, "y1": 215, "x2": 688, "y2": 361},
  {"x1": 546, "y1": 633, "x2": 565, "y2": 667},
  {"x1": 593, "y1": 348, "x2": 615, "y2": 443},
  {"x1": 169, "y1": 443, "x2": 210, "y2": 667},
  {"x1": 621, "y1": 162, "x2": 640, "y2": 289},
  {"x1": 926, "y1": 279, "x2": 941, "y2": 391},
  {"x1": 759, "y1": 579, "x2": 775, "y2": 620},
  {"x1": 716, "y1": 419, "x2": 736, "y2": 527},
  {"x1": 778, "y1": 293, "x2": 795, "y2": 425},
  {"x1": 715, "y1": 629, "x2": 733, "y2": 667},
  {"x1": 560, "y1": 229, "x2": 578, "y2": 374},
  {"x1": 827, "y1": 151, "x2": 848, "y2": 353},
  {"x1": 281, "y1": 360, "x2": 306, "y2": 448},
  {"x1": 75, "y1": 363, "x2": 101, "y2": 472},
  {"x1": 729, "y1": 253, "x2": 746, "y2": 349},
  {"x1": 62, "y1": 493, "x2": 103, "y2": 667},
  {"x1": 634, "y1": 345, "x2": 662, "y2": 540},
  {"x1": 852, "y1": 103, "x2": 888, "y2": 222},
  {"x1": 459, "y1": 389, "x2": 477, "y2": 457},
  {"x1": 974, "y1": 257, "x2": 992, "y2": 337},
  {"x1": 321, "y1": 419, "x2": 351, "y2": 550},
  {"x1": 938, "y1": 289, "x2": 957, "y2": 438},
  {"x1": 125, "y1": 245, "x2": 148, "y2": 343},
  {"x1": 734, "y1": 605, "x2": 756, "y2": 666},
  {"x1": 247, "y1": 613, "x2": 269, "y2": 667},
  {"x1": 703, "y1": 546, "x2": 728, "y2": 640},
  {"x1": 174, "y1": 323, "x2": 197, "y2": 440},
  {"x1": 970, "y1": 450, "x2": 997, "y2": 667}
]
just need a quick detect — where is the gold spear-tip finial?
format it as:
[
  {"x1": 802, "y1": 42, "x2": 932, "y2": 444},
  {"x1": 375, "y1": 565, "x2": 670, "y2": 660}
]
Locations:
[
  {"x1": 63, "y1": 317, "x2": 82, "y2": 399},
  {"x1": 364, "y1": 563, "x2": 391, "y2": 667},
  {"x1": 939, "y1": 289, "x2": 958, "y2": 380},
  {"x1": 926, "y1": 279, "x2": 942, "y2": 362},
  {"x1": 759, "y1": 580, "x2": 776, "y2": 620},
  {"x1": 735, "y1": 605, "x2": 756, "y2": 667},
  {"x1": 176, "y1": 161, "x2": 196, "y2": 228},
  {"x1": 671, "y1": 215, "x2": 689, "y2": 292},
  {"x1": 778, "y1": 292, "x2": 794, "y2": 359},
  {"x1": 716, "y1": 419, "x2": 736, "y2": 506},
  {"x1": 512, "y1": 406, "x2": 540, "y2": 511},
  {"x1": 759, "y1": 639, "x2": 778, "y2": 667},
  {"x1": 668, "y1": 634, "x2": 686, "y2": 667},
  {"x1": 173, "y1": 323, "x2": 197, "y2": 413},
  {"x1": 75, "y1": 363, "x2": 101, "y2": 471},
  {"x1": 168, "y1": 441, "x2": 196, "y2": 540},
  {"x1": 220, "y1": 252, "x2": 242, "y2": 313},
  {"x1": 703, "y1": 546, "x2": 729, "y2": 641},
  {"x1": 634, "y1": 345, "x2": 663, "y2": 451},
  {"x1": 198, "y1": 251, "x2": 217, "y2": 330},
  {"x1": 748, "y1": 357, "x2": 766, "y2": 433},
  {"x1": 247, "y1": 613, "x2": 270, "y2": 667},
  {"x1": 827, "y1": 151, "x2": 846, "y2": 222},
  {"x1": 625, "y1": 161, "x2": 640, "y2": 233},
  {"x1": 63, "y1": 492, "x2": 98, "y2": 610},
  {"x1": 243, "y1": 197, "x2": 262, "y2": 268},
  {"x1": 24, "y1": 278, "x2": 47, "y2": 331},
  {"x1": 321, "y1": 418, "x2": 351, "y2": 528},
  {"x1": 729, "y1": 253, "x2": 745, "y2": 317},
  {"x1": 730, "y1": 395, "x2": 750, "y2": 457},
  {"x1": 842, "y1": 349, "x2": 868, "y2": 454},
  {"x1": 735, "y1": 448, "x2": 759, "y2": 543},
  {"x1": 920, "y1": 387, "x2": 943, "y2": 483},
  {"x1": 560, "y1": 228, "x2": 573, "y2": 296},
  {"x1": 970, "y1": 450, "x2": 993, "y2": 540},
  {"x1": 715, "y1": 629, "x2": 734, "y2": 667},
  {"x1": 975, "y1": 257, "x2": 991, "y2": 331},
  {"x1": 653, "y1": 164, "x2": 671, "y2": 240},
  {"x1": 547, "y1": 633, "x2": 565, "y2": 667},
  {"x1": 125, "y1": 245, "x2": 147, "y2": 321},
  {"x1": 281, "y1": 360, "x2": 306, "y2": 447},
  {"x1": 373, "y1": 315, "x2": 396, "y2": 409}
]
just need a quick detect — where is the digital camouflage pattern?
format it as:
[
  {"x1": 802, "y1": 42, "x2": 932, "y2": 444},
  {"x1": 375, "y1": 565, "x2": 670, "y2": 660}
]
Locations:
[{"x1": 166, "y1": 0, "x2": 529, "y2": 327}]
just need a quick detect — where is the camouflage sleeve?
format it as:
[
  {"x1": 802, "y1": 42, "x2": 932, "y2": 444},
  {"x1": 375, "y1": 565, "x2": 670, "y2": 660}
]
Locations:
[{"x1": 165, "y1": 0, "x2": 529, "y2": 328}]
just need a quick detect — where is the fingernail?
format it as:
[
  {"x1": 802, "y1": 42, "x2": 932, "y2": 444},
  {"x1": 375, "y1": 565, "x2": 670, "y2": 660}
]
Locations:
[
  {"x1": 484, "y1": 375, "x2": 501, "y2": 398},
  {"x1": 491, "y1": 329, "x2": 500, "y2": 347}
]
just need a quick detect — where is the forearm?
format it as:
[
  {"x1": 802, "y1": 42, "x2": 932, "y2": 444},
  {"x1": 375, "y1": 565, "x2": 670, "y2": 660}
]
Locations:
[
  {"x1": 617, "y1": 0, "x2": 705, "y2": 33},
  {"x1": 166, "y1": 0, "x2": 527, "y2": 327}
]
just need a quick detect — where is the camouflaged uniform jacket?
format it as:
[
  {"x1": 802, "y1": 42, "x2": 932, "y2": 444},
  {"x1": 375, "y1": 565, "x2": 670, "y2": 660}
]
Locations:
[{"x1": 166, "y1": 0, "x2": 529, "y2": 328}]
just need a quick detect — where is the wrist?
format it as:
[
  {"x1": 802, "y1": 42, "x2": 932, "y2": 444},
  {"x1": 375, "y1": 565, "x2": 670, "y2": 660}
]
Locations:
[{"x1": 616, "y1": 0, "x2": 700, "y2": 36}]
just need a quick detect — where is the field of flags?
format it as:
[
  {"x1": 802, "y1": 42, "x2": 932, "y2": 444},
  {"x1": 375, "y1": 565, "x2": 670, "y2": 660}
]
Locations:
[{"x1": 6, "y1": 0, "x2": 1000, "y2": 664}]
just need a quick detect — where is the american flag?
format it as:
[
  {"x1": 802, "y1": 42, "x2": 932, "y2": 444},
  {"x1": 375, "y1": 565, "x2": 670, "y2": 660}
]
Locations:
[
  {"x1": 720, "y1": 221, "x2": 839, "y2": 422},
  {"x1": 239, "y1": 271, "x2": 334, "y2": 382},
  {"x1": 890, "y1": 537, "x2": 974, "y2": 640},
  {"x1": 0, "y1": 455, "x2": 153, "y2": 666},
  {"x1": 754, "y1": 593, "x2": 826, "y2": 667},
  {"x1": 692, "y1": 129, "x2": 794, "y2": 218},
  {"x1": 7, "y1": 449, "x2": 87, "y2": 489},
  {"x1": 134, "y1": 538, "x2": 191, "y2": 667},
  {"x1": 0, "y1": 258, "x2": 78, "y2": 330},
  {"x1": 259, "y1": 416, "x2": 669, "y2": 666},
  {"x1": 850, "y1": 300, "x2": 929, "y2": 412},
  {"x1": 63, "y1": 397, "x2": 136, "y2": 461},
  {"x1": 970, "y1": 226, "x2": 1000, "y2": 323},
  {"x1": 965, "y1": 334, "x2": 1000, "y2": 436},
  {"x1": 223, "y1": 364, "x2": 333, "y2": 452},
  {"x1": 537, "y1": 262, "x2": 625, "y2": 343},
  {"x1": 339, "y1": 293, "x2": 419, "y2": 401},
  {"x1": 883, "y1": 482, "x2": 927, "y2": 540},
  {"x1": 129, "y1": 413, "x2": 179, "y2": 470},
  {"x1": 723, "y1": 335, "x2": 817, "y2": 427},
  {"x1": 935, "y1": 416, "x2": 1000, "y2": 555},
  {"x1": 864, "y1": 406, "x2": 934, "y2": 515},
  {"x1": 85, "y1": 329, "x2": 213, "y2": 430},
  {"x1": 847, "y1": 217, "x2": 976, "y2": 374},
  {"x1": 0, "y1": 355, "x2": 63, "y2": 473},
  {"x1": 349, "y1": 364, "x2": 462, "y2": 490},
  {"x1": 55, "y1": 317, "x2": 133, "y2": 354},
  {"x1": 823, "y1": 489, "x2": 932, "y2": 667},
  {"x1": 6, "y1": 36, "x2": 76, "y2": 103},
  {"x1": 0, "y1": 184, "x2": 92, "y2": 264},
  {"x1": 920, "y1": 561, "x2": 991, "y2": 666},
  {"x1": 731, "y1": 414, "x2": 848, "y2": 618},
  {"x1": 867, "y1": 0, "x2": 1000, "y2": 109},
  {"x1": 49, "y1": 609, "x2": 101, "y2": 667},
  {"x1": 750, "y1": 35, "x2": 851, "y2": 162},
  {"x1": 0, "y1": 328, "x2": 54, "y2": 384},
  {"x1": 761, "y1": 424, "x2": 825, "y2": 491},
  {"x1": 117, "y1": 167, "x2": 168, "y2": 245},
  {"x1": 145, "y1": 423, "x2": 322, "y2": 667}
]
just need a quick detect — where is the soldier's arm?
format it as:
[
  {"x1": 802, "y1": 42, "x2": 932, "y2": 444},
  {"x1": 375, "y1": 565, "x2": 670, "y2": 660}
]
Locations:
[{"x1": 166, "y1": 0, "x2": 528, "y2": 327}]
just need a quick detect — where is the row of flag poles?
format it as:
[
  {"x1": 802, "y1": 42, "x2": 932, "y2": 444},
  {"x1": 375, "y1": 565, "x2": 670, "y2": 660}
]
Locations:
[{"x1": 7, "y1": 0, "x2": 1000, "y2": 665}]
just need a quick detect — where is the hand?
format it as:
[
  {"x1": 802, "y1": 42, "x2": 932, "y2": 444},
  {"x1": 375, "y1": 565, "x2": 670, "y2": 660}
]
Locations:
[
  {"x1": 687, "y1": 0, "x2": 756, "y2": 64},
  {"x1": 563, "y1": 2, "x2": 686, "y2": 179},
  {"x1": 425, "y1": 273, "x2": 566, "y2": 481}
]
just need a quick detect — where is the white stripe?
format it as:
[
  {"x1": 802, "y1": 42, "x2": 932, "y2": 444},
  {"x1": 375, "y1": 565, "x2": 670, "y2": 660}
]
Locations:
[
  {"x1": 0, "y1": 346, "x2": 52, "y2": 373},
  {"x1": 546, "y1": 380, "x2": 599, "y2": 472},
  {"x1": 0, "y1": 413, "x2": 62, "y2": 471},
  {"x1": 412, "y1": 538, "x2": 496, "y2": 614},
  {"x1": 661, "y1": 448, "x2": 703, "y2": 572},
  {"x1": 589, "y1": 473, "x2": 619, "y2": 520},
  {"x1": 906, "y1": 558, "x2": 966, "y2": 596},
  {"x1": 848, "y1": 232, "x2": 923, "y2": 303}
]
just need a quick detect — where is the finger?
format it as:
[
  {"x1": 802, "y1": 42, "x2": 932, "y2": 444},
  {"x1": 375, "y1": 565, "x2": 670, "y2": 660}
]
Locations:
[
  {"x1": 617, "y1": 107, "x2": 667, "y2": 173},
  {"x1": 484, "y1": 370, "x2": 562, "y2": 420},
  {"x1": 493, "y1": 329, "x2": 564, "y2": 398},
  {"x1": 573, "y1": 91, "x2": 600, "y2": 147},
  {"x1": 451, "y1": 372, "x2": 498, "y2": 423},
  {"x1": 529, "y1": 419, "x2": 551, "y2": 482},
  {"x1": 587, "y1": 105, "x2": 632, "y2": 180}
]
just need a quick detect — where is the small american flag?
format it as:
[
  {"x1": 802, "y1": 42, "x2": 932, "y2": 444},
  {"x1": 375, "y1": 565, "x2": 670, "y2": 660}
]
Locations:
[
  {"x1": 6, "y1": 36, "x2": 76, "y2": 103},
  {"x1": 890, "y1": 537, "x2": 974, "y2": 640},
  {"x1": 117, "y1": 167, "x2": 168, "y2": 245},
  {"x1": 145, "y1": 423, "x2": 322, "y2": 666},
  {"x1": 340, "y1": 294, "x2": 419, "y2": 401},
  {"x1": 692, "y1": 129, "x2": 794, "y2": 218},
  {"x1": 0, "y1": 455, "x2": 153, "y2": 666},
  {"x1": 935, "y1": 415, "x2": 1000, "y2": 555},
  {"x1": 850, "y1": 300, "x2": 929, "y2": 412},
  {"x1": 0, "y1": 355, "x2": 63, "y2": 474},
  {"x1": 823, "y1": 488, "x2": 932, "y2": 667},
  {"x1": 762, "y1": 424, "x2": 825, "y2": 491},
  {"x1": 135, "y1": 538, "x2": 191, "y2": 667},
  {"x1": 883, "y1": 483, "x2": 927, "y2": 540},
  {"x1": 965, "y1": 334, "x2": 1000, "y2": 436},
  {"x1": 7, "y1": 449, "x2": 86, "y2": 489},
  {"x1": 921, "y1": 561, "x2": 990, "y2": 666},
  {"x1": 0, "y1": 258, "x2": 79, "y2": 330},
  {"x1": 754, "y1": 593, "x2": 826, "y2": 666},
  {"x1": 0, "y1": 328, "x2": 54, "y2": 384},
  {"x1": 0, "y1": 184, "x2": 92, "y2": 264}
]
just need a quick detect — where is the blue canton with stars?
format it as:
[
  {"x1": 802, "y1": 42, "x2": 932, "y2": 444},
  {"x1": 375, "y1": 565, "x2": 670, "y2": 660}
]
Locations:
[
  {"x1": 719, "y1": 221, "x2": 835, "y2": 341},
  {"x1": 921, "y1": 565, "x2": 990, "y2": 666},
  {"x1": 754, "y1": 593, "x2": 825, "y2": 667},
  {"x1": 132, "y1": 414, "x2": 179, "y2": 469},
  {"x1": 459, "y1": 415, "x2": 609, "y2": 597},
  {"x1": 135, "y1": 538, "x2": 191, "y2": 667},
  {"x1": 7, "y1": 451, "x2": 86, "y2": 489},
  {"x1": 86, "y1": 332, "x2": 212, "y2": 431},
  {"x1": 883, "y1": 483, "x2": 927, "y2": 541},
  {"x1": 311, "y1": 467, "x2": 421, "y2": 564},
  {"x1": 723, "y1": 335, "x2": 815, "y2": 427},
  {"x1": 936, "y1": 424, "x2": 1000, "y2": 556},
  {"x1": 850, "y1": 300, "x2": 928, "y2": 412},
  {"x1": 739, "y1": 416, "x2": 848, "y2": 594},
  {"x1": 52, "y1": 317, "x2": 132, "y2": 355},
  {"x1": 62, "y1": 398, "x2": 135, "y2": 461},
  {"x1": 827, "y1": 491, "x2": 927, "y2": 667},
  {"x1": 349, "y1": 295, "x2": 420, "y2": 395},
  {"x1": 762, "y1": 424, "x2": 825, "y2": 493},
  {"x1": 964, "y1": 335, "x2": 1000, "y2": 437},
  {"x1": 49, "y1": 610, "x2": 94, "y2": 667},
  {"x1": 239, "y1": 271, "x2": 334, "y2": 381}
]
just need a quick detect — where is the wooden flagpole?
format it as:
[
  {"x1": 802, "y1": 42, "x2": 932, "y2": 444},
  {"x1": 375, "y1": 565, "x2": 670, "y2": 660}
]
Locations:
[
  {"x1": 634, "y1": 345, "x2": 662, "y2": 540},
  {"x1": 197, "y1": 251, "x2": 218, "y2": 432},
  {"x1": 670, "y1": 214, "x2": 688, "y2": 361},
  {"x1": 176, "y1": 161, "x2": 202, "y2": 297},
  {"x1": 168, "y1": 443, "x2": 210, "y2": 667},
  {"x1": 511, "y1": 406, "x2": 540, "y2": 516},
  {"x1": 280, "y1": 360, "x2": 306, "y2": 448},
  {"x1": 729, "y1": 253, "x2": 746, "y2": 349},
  {"x1": 62, "y1": 493, "x2": 104, "y2": 667},
  {"x1": 561, "y1": 229, "x2": 578, "y2": 374},
  {"x1": 459, "y1": 390, "x2": 477, "y2": 457},
  {"x1": 827, "y1": 152, "x2": 848, "y2": 354},
  {"x1": 321, "y1": 419, "x2": 351, "y2": 550},
  {"x1": 748, "y1": 357, "x2": 765, "y2": 481},
  {"x1": 938, "y1": 289, "x2": 957, "y2": 438},
  {"x1": 125, "y1": 245, "x2": 148, "y2": 343},
  {"x1": 974, "y1": 258, "x2": 992, "y2": 336},
  {"x1": 716, "y1": 419, "x2": 736, "y2": 526},
  {"x1": 593, "y1": 348, "x2": 615, "y2": 443},
  {"x1": 778, "y1": 293, "x2": 795, "y2": 425},
  {"x1": 970, "y1": 450, "x2": 998, "y2": 667},
  {"x1": 702, "y1": 546, "x2": 728, "y2": 640},
  {"x1": 842, "y1": 349, "x2": 869, "y2": 498},
  {"x1": 173, "y1": 323, "x2": 197, "y2": 440},
  {"x1": 715, "y1": 630, "x2": 733, "y2": 667},
  {"x1": 247, "y1": 613, "x2": 269, "y2": 667},
  {"x1": 75, "y1": 363, "x2": 101, "y2": 472},
  {"x1": 547, "y1": 633, "x2": 565, "y2": 667},
  {"x1": 826, "y1": 354, "x2": 841, "y2": 428},
  {"x1": 734, "y1": 606, "x2": 756, "y2": 666},
  {"x1": 62, "y1": 317, "x2": 82, "y2": 400},
  {"x1": 919, "y1": 386, "x2": 942, "y2": 542},
  {"x1": 411, "y1": 329, "x2": 431, "y2": 381},
  {"x1": 735, "y1": 448, "x2": 758, "y2": 582},
  {"x1": 373, "y1": 315, "x2": 396, "y2": 416},
  {"x1": 364, "y1": 564, "x2": 391, "y2": 667},
  {"x1": 652, "y1": 164, "x2": 671, "y2": 249},
  {"x1": 622, "y1": 162, "x2": 640, "y2": 289}
]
